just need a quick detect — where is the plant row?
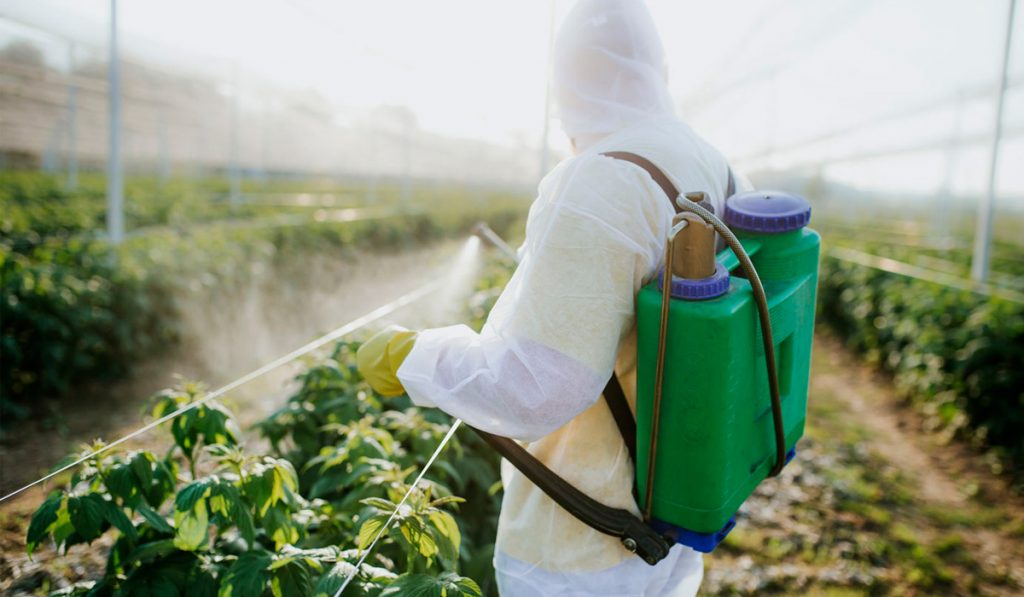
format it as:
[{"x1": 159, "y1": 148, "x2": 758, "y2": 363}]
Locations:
[
  {"x1": 0, "y1": 173, "x2": 527, "y2": 426},
  {"x1": 817, "y1": 254, "x2": 1024, "y2": 470},
  {"x1": 24, "y1": 251, "x2": 517, "y2": 596},
  {"x1": 27, "y1": 338, "x2": 502, "y2": 596}
]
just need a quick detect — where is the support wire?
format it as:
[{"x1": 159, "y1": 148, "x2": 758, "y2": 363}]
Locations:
[
  {"x1": 332, "y1": 419, "x2": 463, "y2": 597},
  {"x1": 0, "y1": 279, "x2": 443, "y2": 504}
]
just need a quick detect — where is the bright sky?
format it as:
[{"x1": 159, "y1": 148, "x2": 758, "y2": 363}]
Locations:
[{"x1": 1, "y1": 0, "x2": 1022, "y2": 200}]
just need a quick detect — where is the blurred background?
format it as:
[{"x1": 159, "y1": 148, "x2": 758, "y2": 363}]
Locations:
[
  {"x1": 3, "y1": 1, "x2": 1022, "y2": 229},
  {"x1": 1, "y1": 1, "x2": 1022, "y2": 595}
]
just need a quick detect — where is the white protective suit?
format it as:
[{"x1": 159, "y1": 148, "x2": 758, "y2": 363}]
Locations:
[{"x1": 397, "y1": 1, "x2": 749, "y2": 594}]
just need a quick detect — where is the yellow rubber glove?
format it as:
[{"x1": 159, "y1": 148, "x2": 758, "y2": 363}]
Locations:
[{"x1": 356, "y1": 326, "x2": 418, "y2": 397}]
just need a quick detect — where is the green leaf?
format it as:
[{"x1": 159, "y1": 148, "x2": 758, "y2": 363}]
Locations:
[
  {"x1": 106, "y1": 463, "x2": 139, "y2": 505},
  {"x1": 400, "y1": 518, "x2": 438, "y2": 560},
  {"x1": 147, "y1": 459, "x2": 178, "y2": 507},
  {"x1": 50, "y1": 503, "x2": 76, "y2": 550},
  {"x1": 262, "y1": 506, "x2": 298, "y2": 549},
  {"x1": 360, "y1": 497, "x2": 398, "y2": 514},
  {"x1": 244, "y1": 465, "x2": 276, "y2": 517},
  {"x1": 427, "y1": 496, "x2": 464, "y2": 509},
  {"x1": 218, "y1": 551, "x2": 272, "y2": 597},
  {"x1": 311, "y1": 561, "x2": 357, "y2": 597},
  {"x1": 233, "y1": 501, "x2": 256, "y2": 548},
  {"x1": 270, "y1": 560, "x2": 313, "y2": 597},
  {"x1": 175, "y1": 479, "x2": 213, "y2": 513},
  {"x1": 426, "y1": 510, "x2": 460, "y2": 566},
  {"x1": 68, "y1": 494, "x2": 106, "y2": 541},
  {"x1": 274, "y1": 459, "x2": 299, "y2": 492},
  {"x1": 101, "y1": 499, "x2": 138, "y2": 542},
  {"x1": 137, "y1": 504, "x2": 175, "y2": 535},
  {"x1": 381, "y1": 572, "x2": 482, "y2": 597},
  {"x1": 26, "y1": 491, "x2": 63, "y2": 557},
  {"x1": 357, "y1": 516, "x2": 387, "y2": 551},
  {"x1": 185, "y1": 564, "x2": 219, "y2": 597},
  {"x1": 173, "y1": 499, "x2": 209, "y2": 552},
  {"x1": 131, "y1": 451, "x2": 155, "y2": 489},
  {"x1": 126, "y1": 539, "x2": 178, "y2": 565},
  {"x1": 209, "y1": 493, "x2": 230, "y2": 518},
  {"x1": 118, "y1": 550, "x2": 194, "y2": 595}
]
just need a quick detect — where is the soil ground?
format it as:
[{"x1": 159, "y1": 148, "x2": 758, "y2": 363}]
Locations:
[
  {"x1": 1, "y1": 303, "x2": 1022, "y2": 595},
  {"x1": 704, "y1": 333, "x2": 1024, "y2": 596}
]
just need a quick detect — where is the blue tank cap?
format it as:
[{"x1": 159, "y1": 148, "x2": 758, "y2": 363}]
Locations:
[
  {"x1": 724, "y1": 190, "x2": 811, "y2": 234},
  {"x1": 656, "y1": 262, "x2": 730, "y2": 300}
]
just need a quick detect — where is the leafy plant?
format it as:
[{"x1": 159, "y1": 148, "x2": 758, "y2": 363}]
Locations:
[
  {"x1": 26, "y1": 354, "x2": 490, "y2": 596},
  {"x1": 818, "y1": 252, "x2": 1024, "y2": 471},
  {"x1": 0, "y1": 172, "x2": 528, "y2": 429}
]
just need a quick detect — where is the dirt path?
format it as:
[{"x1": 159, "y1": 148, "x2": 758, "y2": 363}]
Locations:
[{"x1": 705, "y1": 333, "x2": 1024, "y2": 596}]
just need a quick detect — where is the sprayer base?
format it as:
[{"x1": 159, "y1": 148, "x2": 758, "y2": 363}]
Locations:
[{"x1": 653, "y1": 447, "x2": 797, "y2": 553}]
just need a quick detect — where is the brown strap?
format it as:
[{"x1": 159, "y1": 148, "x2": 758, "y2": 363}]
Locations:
[
  {"x1": 472, "y1": 426, "x2": 671, "y2": 565},
  {"x1": 602, "y1": 151, "x2": 680, "y2": 206},
  {"x1": 602, "y1": 374, "x2": 636, "y2": 467},
  {"x1": 601, "y1": 151, "x2": 736, "y2": 212}
]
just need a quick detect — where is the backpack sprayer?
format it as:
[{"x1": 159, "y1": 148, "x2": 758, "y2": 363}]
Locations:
[{"x1": 471, "y1": 155, "x2": 820, "y2": 564}]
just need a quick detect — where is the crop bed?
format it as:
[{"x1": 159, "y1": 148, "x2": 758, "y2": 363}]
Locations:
[
  {"x1": 0, "y1": 173, "x2": 528, "y2": 429},
  {"x1": 3, "y1": 258, "x2": 513, "y2": 596},
  {"x1": 817, "y1": 229, "x2": 1024, "y2": 475}
]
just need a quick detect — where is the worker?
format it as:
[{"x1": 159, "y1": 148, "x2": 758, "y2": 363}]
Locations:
[{"x1": 357, "y1": 0, "x2": 749, "y2": 594}]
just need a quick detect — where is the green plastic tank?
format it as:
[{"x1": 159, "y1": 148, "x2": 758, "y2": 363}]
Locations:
[{"x1": 635, "y1": 190, "x2": 820, "y2": 552}]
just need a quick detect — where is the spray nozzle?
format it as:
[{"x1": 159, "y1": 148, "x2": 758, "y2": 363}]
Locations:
[{"x1": 473, "y1": 222, "x2": 520, "y2": 263}]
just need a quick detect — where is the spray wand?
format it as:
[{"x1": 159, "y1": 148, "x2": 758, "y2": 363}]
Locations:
[{"x1": 472, "y1": 222, "x2": 520, "y2": 263}]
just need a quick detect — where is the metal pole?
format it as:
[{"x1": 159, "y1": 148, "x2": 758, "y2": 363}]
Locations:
[
  {"x1": 66, "y1": 42, "x2": 78, "y2": 191},
  {"x1": 159, "y1": 121, "x2": 170, "y2": 186},
  {"x1": 933, "y1": 93, "x2": 964, "y2": 248},
  {"x1": 229, "y1": 61, "x2": 242, "y2": 209},
  {"x1": 400, "y1": 126, "x2": 412, "y2": 204},
  {"x1": 107, "y1": 0, "x2": 124, "y2": 244},
  {"x1": 538, "y1": 0, "x2": 556, "y2": 180},
  {"x1": 971, "y1": 0, "x2": 1016, "y2": 283}
]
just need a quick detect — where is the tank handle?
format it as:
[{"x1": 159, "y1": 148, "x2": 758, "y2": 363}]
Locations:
[{"x1": 644, "y1": 197, "x2": 788, "y2": 521}]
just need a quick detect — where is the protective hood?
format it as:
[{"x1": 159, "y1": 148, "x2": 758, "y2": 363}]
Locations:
[{"x1": 553, "y1": 0, "x2": 676, "y2": 144}]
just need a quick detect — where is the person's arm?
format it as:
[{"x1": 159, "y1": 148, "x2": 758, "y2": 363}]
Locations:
[{"x1": 397, "y1": 155, "x2": 667, "y2": 442}]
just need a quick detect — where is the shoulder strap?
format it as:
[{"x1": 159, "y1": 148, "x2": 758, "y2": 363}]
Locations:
[
  {"x1": 601, "y1": 151, "x2": 737, "y2": 212},
  {"x1": 602, "y1": 151, "x2": 680, "y2": 206},
  {"x1": 471, "y1": 425, "x2": 671, "y2": 565},
  {"x1": 602, "y1": 374, "x2": 637, "y2": 466}
]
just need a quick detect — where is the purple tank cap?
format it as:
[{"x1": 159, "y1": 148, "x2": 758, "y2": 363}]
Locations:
[
  {"x1": 656, "y1": 262, "x2": 730, "y2": 300},
  {"x1": 724, "y1": 190, "x2": 811, "y2": 234}
]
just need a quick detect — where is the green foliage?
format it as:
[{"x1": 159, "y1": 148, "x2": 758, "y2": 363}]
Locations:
[
  {"x1": 381, "y1": 572, "x2": 483, "y2": 596},
  {"x1": 258, "y1": 340, "x2": 503, "y2": 590},
  {"x1": 0, "y1": 172, "x2": 528, "y2": 429},
  {"x1": 818, "y1": 254, "x2": 1024, "y2": 468},
  {"x1": 26, "y1": 340, "x2": 496, "y2": 595},
  {"x1": 149, "y1": 384, "x2": 241, "y2": 467}
]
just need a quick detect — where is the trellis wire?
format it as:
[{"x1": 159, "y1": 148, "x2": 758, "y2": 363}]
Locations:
[{"x1": 0, "y1": 278, "x2": 443, "y2": 504}]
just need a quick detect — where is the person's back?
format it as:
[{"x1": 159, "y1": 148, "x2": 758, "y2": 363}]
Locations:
[
  {"x1": 358, "y1": 1, "x2": 745, "y2": 594},
  {"x1": 492, "y1": 114, "x2": 738, "y2": 596}
]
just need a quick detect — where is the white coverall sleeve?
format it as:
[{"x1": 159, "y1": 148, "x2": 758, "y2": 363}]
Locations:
[{"x1": 397, "y1": 155, "x2": 666, "y2": 442}]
